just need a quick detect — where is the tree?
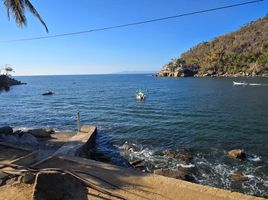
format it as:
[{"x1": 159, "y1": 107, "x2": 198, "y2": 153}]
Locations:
[
  {"x1": 1, "y1": 64, "x2": 14, "y2": 76},
  {"x1": 5, "y1": 67, "x2": 14, "y2": 76},
  {"x1": 3, "y1": 0, "x2": 48, "y2": 32}
]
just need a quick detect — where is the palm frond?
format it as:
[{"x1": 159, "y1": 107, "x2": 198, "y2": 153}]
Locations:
[
  {"x1": 24, "y1": 0, "x2": 48, "y2": 32},
  {"x1": 3, "y1": 0, "x2": 48, "y2": 32},
  {"x1": 9, "y1": 0, "x2": 27, "y2": 27}
]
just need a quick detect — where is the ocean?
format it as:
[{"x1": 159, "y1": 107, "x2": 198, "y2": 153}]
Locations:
[{"x1": 0, "y1": 74, "x2": 268, "y2": 197}]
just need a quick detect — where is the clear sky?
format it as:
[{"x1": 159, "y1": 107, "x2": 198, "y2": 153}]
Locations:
[{"x1": 0, "y1": 0, "x2": 267, "y2": 75}]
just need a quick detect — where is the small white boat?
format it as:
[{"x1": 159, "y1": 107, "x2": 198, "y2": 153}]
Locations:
[
  {"x1": 136, "y1": 89, "x2": 146, "y2": 100},
  {"x1": 233, "y1": 81, "x2": 248, "y2": 86}
]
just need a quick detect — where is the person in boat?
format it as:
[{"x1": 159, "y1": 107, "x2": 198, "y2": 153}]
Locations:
[{"x1": 136, "y1": 88, "x2": 146, "y2": 100}]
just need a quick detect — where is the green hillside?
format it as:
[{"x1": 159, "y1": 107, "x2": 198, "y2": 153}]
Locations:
[{"x1": 158, "y1": 16, "x2": 268, "y2": 77}]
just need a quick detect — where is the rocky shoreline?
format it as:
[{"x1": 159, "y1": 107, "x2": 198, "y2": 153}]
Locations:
[
  {"x1": 0, "y1": 126, "x2": 267, "y2": 198},
  {"x1": 118, "y1": 142, "x2": 253, "y2": 185},
  {"x1": 155, "y1": 17, "x2": 268, "y2": 79},
  {"x1": 0, "y1": 126, "x2": 249, "y2": 182},
  {"x1": 0, "y1": 75, "x2": 25, "y2": 91},
  {"x1": 154, "y1": 60, "x2": 268, "y2": 78}
]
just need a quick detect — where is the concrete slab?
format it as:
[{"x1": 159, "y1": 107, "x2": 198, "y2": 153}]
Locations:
[
  {"x1": 34, "y1": 156, "x2": 265, "y2": 200},
  {"x1": 52, "y1": 126, "x2": 97, "y2": 157},
  {"x1": 0, "y1": 143, "x2": 37, "y2": 166}
]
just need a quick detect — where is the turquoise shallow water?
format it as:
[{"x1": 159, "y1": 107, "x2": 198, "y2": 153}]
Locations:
[{"x1": 0, "y1": 74, "x2": 268, "y2": 197}]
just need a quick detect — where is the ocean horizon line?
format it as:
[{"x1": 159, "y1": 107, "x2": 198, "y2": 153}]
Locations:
[{"x1": 14, "y1": 72, "x2": 156, "y2": 77}]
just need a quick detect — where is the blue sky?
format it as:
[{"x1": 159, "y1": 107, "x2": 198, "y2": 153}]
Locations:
[{"x1": 0, "y1": 0, "x2": 267, "y2": 75}]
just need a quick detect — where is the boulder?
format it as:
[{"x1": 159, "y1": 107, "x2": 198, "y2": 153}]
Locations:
[
  {"x1": 22, "y1": 172, "x2": 35, "y2": 184},
  {"x1": 154, "y1": 167, "x2": 194, "y2": 181},
  {"x1": 44, "y1": 128, "x2": 55, "y2": 134},
  {"x1": 13, "y1": 130, "x2": 25, "y2": 137},
  {"x1": 231, "y1": 171, "x2": 249, "y2": 182},
  {"x1": 0, "y1": 126, "x2": 13, "y2": 135},
  {"x1": 207, "y1": 69, "x2": 216, "y2": 76},
  {"x1": 162, "y1": 149, "x2": 192, "y2": 161},
  {"x1": 129, "y1": 158, "x2": 144, "y2": 167},
  {"x1": 26, "y1": 129, "x2": 52, "y2": 138},
  {"x1": 228, "y1": 149, "x2": 246, "y2": 159}
]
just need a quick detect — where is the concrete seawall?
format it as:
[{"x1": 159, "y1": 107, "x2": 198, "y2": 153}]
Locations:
[{"x1": 34, "y1": 155, "x2": 265, "y2": 200}]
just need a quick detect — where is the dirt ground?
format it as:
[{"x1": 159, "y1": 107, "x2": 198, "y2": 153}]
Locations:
[{"x1": 0, "y1": 183, "x2": 32, "y2": 200}]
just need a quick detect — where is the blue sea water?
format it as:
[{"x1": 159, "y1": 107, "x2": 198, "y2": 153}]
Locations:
[{"x1": 0, "y1": 74, "x2": 268, "y2": 197}]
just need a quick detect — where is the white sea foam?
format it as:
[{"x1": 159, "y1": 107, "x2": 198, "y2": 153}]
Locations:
[
  {"x1": 177, "y1": 163, "x2": 195, "y2": 168},
  {"x1": 245, "y1": 175, "x2": 255, "y2": 179},
  {"x1": 247, "y1": 155, "x2": 261, "y2": 162}
]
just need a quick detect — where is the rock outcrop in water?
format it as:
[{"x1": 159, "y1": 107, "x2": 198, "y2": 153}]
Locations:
[
  {"x1": 156, "y1": 16, "x2": 268, "y2": 77},
  {"x1": 231, "y1": 171, "x2": 249, "y2": 182},
  {"x1": 154, "y1": 167, "x2": 195, "y2": 181},
  {"x1": 228, "y1": 149, "x2": 246, "y2": 160},
  {"x1": 0, "y1": 75, "x2": 24, "y2": 91},
  {"x1": 161, "y1": 149, "x2": 192, "y2": 162}
]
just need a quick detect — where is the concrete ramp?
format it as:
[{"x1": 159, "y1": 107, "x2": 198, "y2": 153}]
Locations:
[
  {"x1": 34, "y1": 155, "x2": 264, "y2": 200},
  {"x1": 52, "y1": 126, "x2": 97, "y2": 157}
]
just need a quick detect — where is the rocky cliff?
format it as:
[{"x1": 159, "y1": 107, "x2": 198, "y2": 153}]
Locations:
[{"x1": 157, "y1": 16, "x2": 268, "y2": 77}]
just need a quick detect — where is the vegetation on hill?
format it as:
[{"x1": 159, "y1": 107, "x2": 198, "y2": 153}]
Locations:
[{"x1": 157, "y1": 16, "x2": 268, "y2": 77}]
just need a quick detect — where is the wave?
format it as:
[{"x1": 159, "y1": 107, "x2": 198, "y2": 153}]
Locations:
[{"x1": 114, "y1": 142, "x2": 268, "y2": 198}]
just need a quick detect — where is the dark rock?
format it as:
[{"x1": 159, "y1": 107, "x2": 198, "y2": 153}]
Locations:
[
  {"x1": 0, "y1": 75, "x2": 23, "y2": 91},
  {"x1": 175, "y1": 149, "x2": 192, "y2": 161},
  {"x1": 42, "y1": 91, "x2": 54, "y2": 96},
  {"x1": 153, "y1": 150, "x2": 164, "y2": 156},
  {"x1": 231, "y1": 171, "x2": 249, "y2": 182},
  {"x1": 44, "y1": 128, "x2": 55, "y2": 134},
  {"x1": 181, "y1": 69, "x2": 196, "y2": 77},
  {"x1": 154, "y1": 167, "x2": 194, "y2": 181},
  {"x1": 0, "y1": 126, "x2": 13, "y2": 135},
  {"x1": 22, "y1": 172, "x2": 35, "y2": 184},
  {"x1": 162, "y1": 149, "x2": 192, "y2": 161},
  {"x1": 129, "y1": 158, "x2": 144, "y2": 167},
  {"x1": 26, "y1": 129, "x2": 52, "y2": 138},
  {"x1": 91, "y1": 151, "x2": 110, "y2": 162},
  {"x1": 13, "y1": 130, "x2": 25, "y2": 137},
  {"x1": 228, "y1": 149, "x2": 246, "y2": 159}
]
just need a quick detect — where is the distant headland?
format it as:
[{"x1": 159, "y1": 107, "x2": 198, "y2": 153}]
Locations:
[
  {"x1": 156, "y1": 15, "x2": 268, "y2": 78},
  {"x1": 0, "y1": 75, "x2": 24, "y2": 91}
]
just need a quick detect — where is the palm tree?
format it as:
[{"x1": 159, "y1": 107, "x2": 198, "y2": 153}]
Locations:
[
  {"x1": 3, "y1": 0, "x2": 48, "y2": 32},
  {"x1": 4, "y1": 65, "x2": 14, "y2": 76}
]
